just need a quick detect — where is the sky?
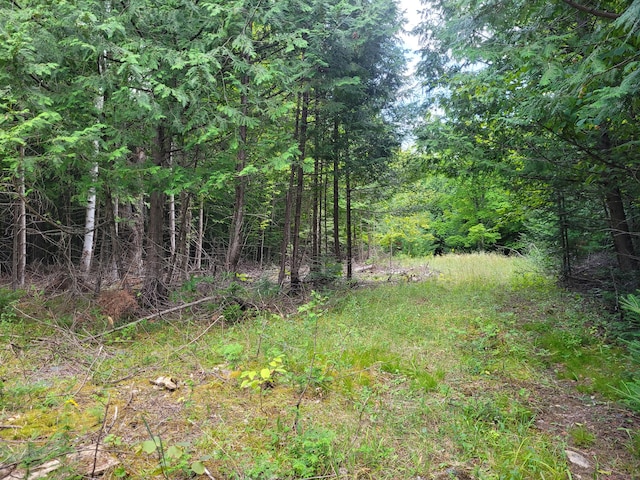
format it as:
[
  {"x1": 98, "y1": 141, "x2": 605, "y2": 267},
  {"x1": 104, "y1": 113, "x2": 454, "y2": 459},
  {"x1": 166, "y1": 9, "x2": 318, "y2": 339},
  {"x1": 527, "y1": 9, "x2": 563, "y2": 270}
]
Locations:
[{"x1": 398, "y1": 0, "x2": 423, "y2": 57}]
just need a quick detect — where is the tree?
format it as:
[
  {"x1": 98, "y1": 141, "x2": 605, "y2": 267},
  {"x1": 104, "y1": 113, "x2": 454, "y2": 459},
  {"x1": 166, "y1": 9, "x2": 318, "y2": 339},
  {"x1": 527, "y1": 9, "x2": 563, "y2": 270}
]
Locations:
[{"x1": 415, "y1": 0, "x2": 640, "y2": 278}]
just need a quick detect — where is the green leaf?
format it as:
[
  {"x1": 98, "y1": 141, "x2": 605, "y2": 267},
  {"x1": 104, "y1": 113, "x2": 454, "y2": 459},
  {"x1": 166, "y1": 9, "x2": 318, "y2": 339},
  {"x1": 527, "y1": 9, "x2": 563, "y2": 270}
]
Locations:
[
  {"x1": 142, "y1": 439, "x2": 157, "y2": 454},
  {"x1": 165, "y1": 445, "x2": 183, "y2": 459},
  {"x1": 191, "y1": 461, "x2": 206, "y2": 475},
  {"x1": 539, "y1": 64, "x2": 562, "y2": 87},
  {"x1": 260, "y1": 368, "x2": 271, "y2": 379}
]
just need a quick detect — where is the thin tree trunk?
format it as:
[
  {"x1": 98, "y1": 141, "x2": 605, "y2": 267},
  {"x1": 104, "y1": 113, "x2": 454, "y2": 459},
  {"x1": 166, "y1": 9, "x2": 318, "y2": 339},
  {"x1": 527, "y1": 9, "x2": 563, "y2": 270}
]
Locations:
[
  {"x1": 173, "y1": 191, "x2": 192, "y2": 279},
  {"x1": 227, "y1": 72, "x2": 250, "y2": 272},
  {"x1": 104, "y1": 188, "x2": 123, "y2": 282},
  {"x1": 143, "y1": 126, "x2": 169, "y2": 304},
  {"x1": 81, "y1": 46, "x2": 108, "y2": 275},
  {"x1": 346, "y1": 168, "x2": 352, "y2": 280},
  {"x1": 278, "y1": 93, "x2": 303, "y2": 288},
  {"x1": 290, "y1": 90, "x2": 310, "y2": 292},
  {"x1": 168, "y1": 144, "x2": 177, "y2": 261},
  {"x1": 605, "y1": 186, "x2": 638, "y2": 272},
  {"x1": 557, "y1": 192, "x2": 571, "y2": 277},
  {"x1": 80, "y1": 160, "x2": 99, "y2": 274},
  {"x1": 129, "y1": 148, "x2": 146, "y2": 279},
  {"x1": 12, "y1": 146, "x2": 26, "y2": 289},
  {"x1": 333, "y1": 118, "x2": 341, "y2": 261},
  {"x1": 169, "y1": 193, "x2": 176, "y2": 258},
  {"x1": 195, "y1": 196, "x2": 204, "y2": 270},
  {"x1": 599, "y1": 131, "x2": 638, "y2": 272},
  {"x1": 311, "y1": 97, "x2": 321, "y2": 271}
]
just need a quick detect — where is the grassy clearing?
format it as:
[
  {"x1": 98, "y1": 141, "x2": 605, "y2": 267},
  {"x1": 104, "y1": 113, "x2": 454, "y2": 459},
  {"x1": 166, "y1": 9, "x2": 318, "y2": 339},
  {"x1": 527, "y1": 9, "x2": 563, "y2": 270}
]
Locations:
[{"x1": 1, "y1": 253, "x2": 638, "y2": 479}]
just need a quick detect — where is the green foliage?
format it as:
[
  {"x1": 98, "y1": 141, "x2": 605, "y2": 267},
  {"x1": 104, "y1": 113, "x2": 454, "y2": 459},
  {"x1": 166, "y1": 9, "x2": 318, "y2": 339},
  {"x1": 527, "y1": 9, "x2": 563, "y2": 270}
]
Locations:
[
  {"x1": 240, "y1": 355, "x2": 286, "y2": 392},
  {"x1": 616, "y1": 293, "x2": 640, "y2": 411},
  {"x1": 568, "y1": 424, "x2": 596, "y2": 448},
  {"x1": 137, "y1": 436, "x2": 207, "y2": 478},
  {"x1": 415, "y1": 0, "x2": 640, "y2": 269},
  {"x1": 217, "y1": 343, "x2": 244, "y2": 367},
  {"x1": 0, "y1": 288, "x2": 21, "y2": 323},
  {"x1": 375, "y1": 212, "x2": 436, "y2": 257},
  {"x1": 3, "y1": 255, "x2": 639, "y2": 477}
]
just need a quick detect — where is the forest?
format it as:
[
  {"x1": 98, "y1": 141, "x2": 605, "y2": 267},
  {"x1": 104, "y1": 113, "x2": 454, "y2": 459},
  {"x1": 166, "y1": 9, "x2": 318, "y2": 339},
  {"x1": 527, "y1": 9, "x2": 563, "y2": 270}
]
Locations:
[
  {"x1": 2, "y1": 0, "x2": 640, "y2": 478},
  {"x1": 2, "y1": 0, "x2": 640, "y2": 296}
]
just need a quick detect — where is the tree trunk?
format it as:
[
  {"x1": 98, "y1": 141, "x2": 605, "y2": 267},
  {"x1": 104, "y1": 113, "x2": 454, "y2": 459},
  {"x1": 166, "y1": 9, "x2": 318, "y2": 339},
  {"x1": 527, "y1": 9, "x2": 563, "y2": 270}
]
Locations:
[
  {"x1": 128, "y1": 148, "x2": 146, "y2": 279},
  {"x1": 311, "y1": 97, "x2": 321, "y2": 271},
  {"x1": 143, "y1": 126, "x2": 169, "y2": 304},
  {"x1": 278, "y1": 92, "x2": 303, "y2": 288},
  {"x1": 12, "y1": 146, "x2": 26, "y2": 289},
  {"x1": 177, "y1": 191, "x2": 192, "y2": 278},
  {"x1": 195, "y1": 196, "x2": 204, "y2": 270},
  {"x1": 169, "y1": 192, "x2": 176, "y2": 259},
  {"x1": 226, "y1": 73, "x2": 250, "y2": 272},
  {"x1": 81, "y1": 48, "x2": 108, "y2": 276},
  {"x1": 346, "y1": 168, "x2": 352, "y2": 280},
  {"x1": 332, "y1": 118, "x2": 341, "y2": 261},
  {"x1": 278, "y1": 167, "x2": 295, "y2": 287},
  {"x1": 599, "y1": 131, "x2": 638, "y2": 273},
  {"x1": 80, "y1": 160, "x2": 99, "y2": 274},
  {"x1": 557, "y1": 191, "x2": 571, "y2": 277},
  {"x1": 605, "y1": 186, "x2": 638, "y2": 272},
  {"x1": 290, "y1": 90, "x2": 310, "y2": 292}
]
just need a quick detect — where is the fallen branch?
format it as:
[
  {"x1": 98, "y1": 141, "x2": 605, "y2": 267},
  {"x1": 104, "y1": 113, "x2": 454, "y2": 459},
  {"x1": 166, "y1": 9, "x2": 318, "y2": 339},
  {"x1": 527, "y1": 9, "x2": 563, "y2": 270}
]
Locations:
[{"x1": 79, "y1": 295, "x2": 220, "y2": 343}]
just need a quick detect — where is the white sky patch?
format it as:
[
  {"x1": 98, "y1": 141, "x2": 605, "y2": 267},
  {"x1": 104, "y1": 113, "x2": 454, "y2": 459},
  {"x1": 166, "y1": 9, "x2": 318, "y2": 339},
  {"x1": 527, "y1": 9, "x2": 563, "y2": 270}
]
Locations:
[{"x1": 398, "y1": 0, "x2": 423, "y2": 73}]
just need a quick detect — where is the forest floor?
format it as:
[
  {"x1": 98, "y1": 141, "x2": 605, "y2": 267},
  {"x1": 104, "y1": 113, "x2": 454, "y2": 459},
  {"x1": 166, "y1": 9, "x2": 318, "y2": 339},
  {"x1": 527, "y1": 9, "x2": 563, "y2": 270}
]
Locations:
[{"x1": 1, "y1": 254, "x2": 639, "y2": 479}]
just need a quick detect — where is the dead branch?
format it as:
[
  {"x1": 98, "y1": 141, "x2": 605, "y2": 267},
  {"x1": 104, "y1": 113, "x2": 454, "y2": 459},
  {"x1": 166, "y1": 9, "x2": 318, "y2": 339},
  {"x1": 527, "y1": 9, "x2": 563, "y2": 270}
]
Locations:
[{"x1": 79, "y1": 295, "x2": 220, "y2": 343}]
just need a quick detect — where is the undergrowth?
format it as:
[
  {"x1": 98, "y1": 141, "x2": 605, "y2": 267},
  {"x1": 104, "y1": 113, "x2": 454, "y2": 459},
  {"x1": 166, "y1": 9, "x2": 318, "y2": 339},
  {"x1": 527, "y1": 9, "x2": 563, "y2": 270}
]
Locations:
[{"x1": 0, "y1": 254, "x2": 638, "y2": 478}]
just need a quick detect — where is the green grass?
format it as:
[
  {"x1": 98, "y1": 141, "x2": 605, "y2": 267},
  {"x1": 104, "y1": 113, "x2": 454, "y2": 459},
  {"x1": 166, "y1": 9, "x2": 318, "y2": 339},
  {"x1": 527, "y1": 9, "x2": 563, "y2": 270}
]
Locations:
[{"x1": 0, "y1": 253, "x2": 638, "y2": 478}]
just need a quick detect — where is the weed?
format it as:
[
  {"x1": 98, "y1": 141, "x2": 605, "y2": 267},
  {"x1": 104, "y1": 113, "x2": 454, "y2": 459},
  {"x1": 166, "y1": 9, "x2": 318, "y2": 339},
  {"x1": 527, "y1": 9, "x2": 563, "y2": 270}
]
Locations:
[
  {"x1": 217, "y1": 342, "x2": 244, "y2": 367},
  {"x1": 625, "y1": 429, "x2": 640, "y2": 459},
  {"x1": 240, "y1": 355, "x2": 286, "y2": 392},
  {"x1": 137, "y1": 434, "x2": 207, "y2": 478},
  {"x1": 569, "y1": 423, "x2": 596, "y2": 447},
  {"x1": 3, "y1": 254, "x2": 639, "y2": 478}
]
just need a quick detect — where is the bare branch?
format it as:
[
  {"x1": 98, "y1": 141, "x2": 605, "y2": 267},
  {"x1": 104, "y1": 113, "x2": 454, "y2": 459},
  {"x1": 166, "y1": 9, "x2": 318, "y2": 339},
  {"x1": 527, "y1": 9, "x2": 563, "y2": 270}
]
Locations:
[{"x1": 562, "y1": 0, "x2": 621, "y2": 20}]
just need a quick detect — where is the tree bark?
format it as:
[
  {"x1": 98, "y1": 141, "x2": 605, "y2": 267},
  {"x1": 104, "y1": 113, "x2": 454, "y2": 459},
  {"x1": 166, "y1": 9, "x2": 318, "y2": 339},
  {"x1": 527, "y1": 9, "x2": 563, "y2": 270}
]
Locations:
[
  {"x1": 333, "y1": 118, "x2": 341, "y2": 261},
  {"x1": 12, "y1": 146, "x2": 26, "y2": 289},
  {"x1": 81, "y1": 48, "x2": 107, "y2": 275},
  {"x1": 290, "y1": 90, "x2": 310, "y2": 292},
  {"x1": 143, "y1": 125, "x2": 169, "y2": 304},
  {"x1": 599, "y1": 130, "x2": 638, "y2": 273},
  {"x1": 346, "y1": 168, "x2": 352, "y2": 280},
  {"x1": 226, "y1": 73, "x2": 250, "y2": 272},
  {"x1": 605, "y1": 186, "x2": 638, "y2": 272},
  {"x1": 195, "y1": 196, "x2": 204, "y2": 270},
  {"x1": 278, "y1": 167, "x2": 295, "y2": 287},
  {"x1": 557, "y1": 191, "x2": 571, "y2": 277}
]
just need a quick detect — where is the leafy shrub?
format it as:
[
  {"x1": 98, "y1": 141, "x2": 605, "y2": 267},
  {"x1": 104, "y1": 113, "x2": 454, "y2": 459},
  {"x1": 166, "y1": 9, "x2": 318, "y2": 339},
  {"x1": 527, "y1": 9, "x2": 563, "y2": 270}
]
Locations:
[
  {"x1": 617, "y1": 293, "x2": 640, "y2": 411},
  {"x1": 0, "y1": 288, "x2": 21, "y2": 323}
]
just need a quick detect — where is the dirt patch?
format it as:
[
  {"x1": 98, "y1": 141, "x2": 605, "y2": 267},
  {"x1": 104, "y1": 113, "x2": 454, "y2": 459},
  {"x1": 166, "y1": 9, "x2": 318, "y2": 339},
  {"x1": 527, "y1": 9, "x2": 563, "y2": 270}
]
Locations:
[{"x1": 531, "y1": 379, "x2": 639, "y2": 479}]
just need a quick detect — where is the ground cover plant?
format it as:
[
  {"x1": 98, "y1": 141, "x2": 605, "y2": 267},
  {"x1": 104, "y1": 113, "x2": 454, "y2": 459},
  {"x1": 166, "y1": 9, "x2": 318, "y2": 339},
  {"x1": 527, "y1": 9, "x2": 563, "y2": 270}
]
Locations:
[{"x1": 1, "y1": 254, "x2": 639, "y2": 479}]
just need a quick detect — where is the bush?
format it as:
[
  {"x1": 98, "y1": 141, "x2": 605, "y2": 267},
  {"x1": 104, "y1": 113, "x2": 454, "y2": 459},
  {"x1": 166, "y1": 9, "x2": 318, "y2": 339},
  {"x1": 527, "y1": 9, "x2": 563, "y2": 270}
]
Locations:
[
  {"x1": 617, "y1": 293, "x2": 640, "y2": 411},
  {"x1": 0, "y1": 288, "x2": 21, "y2": 323}
]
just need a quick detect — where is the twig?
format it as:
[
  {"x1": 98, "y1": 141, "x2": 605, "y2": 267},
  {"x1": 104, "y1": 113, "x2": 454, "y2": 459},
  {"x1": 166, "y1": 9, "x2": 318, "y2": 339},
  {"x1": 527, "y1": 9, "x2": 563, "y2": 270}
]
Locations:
[
  {"x1": 203, "y1": 466, "x2": 216, "y2": 479},
  {"x1": 173, "y1": 315, "x2": 222, "y2": 353},
  {"x1": 92, "y1": 399, "x2": 110, "y2": 477},
  {"x1": 71, "y1": 345, "x2": 104, "y2": 397},
  {"x1": 79, "y1": 295, "x2": 220, "y2": 343}
]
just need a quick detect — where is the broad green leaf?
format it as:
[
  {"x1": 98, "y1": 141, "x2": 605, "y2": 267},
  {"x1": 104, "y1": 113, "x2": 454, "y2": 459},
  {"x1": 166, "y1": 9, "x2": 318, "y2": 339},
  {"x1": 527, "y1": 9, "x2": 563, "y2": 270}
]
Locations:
[
  {"x1": 165, "y1": 445, "x2": 183, "y2": 459},
  {"x1": 141, "y1": 440, "x2": 157, "y2": 454},
  {"x1": 191, "y1": 461, "x2": 206, "y2": 475}
]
